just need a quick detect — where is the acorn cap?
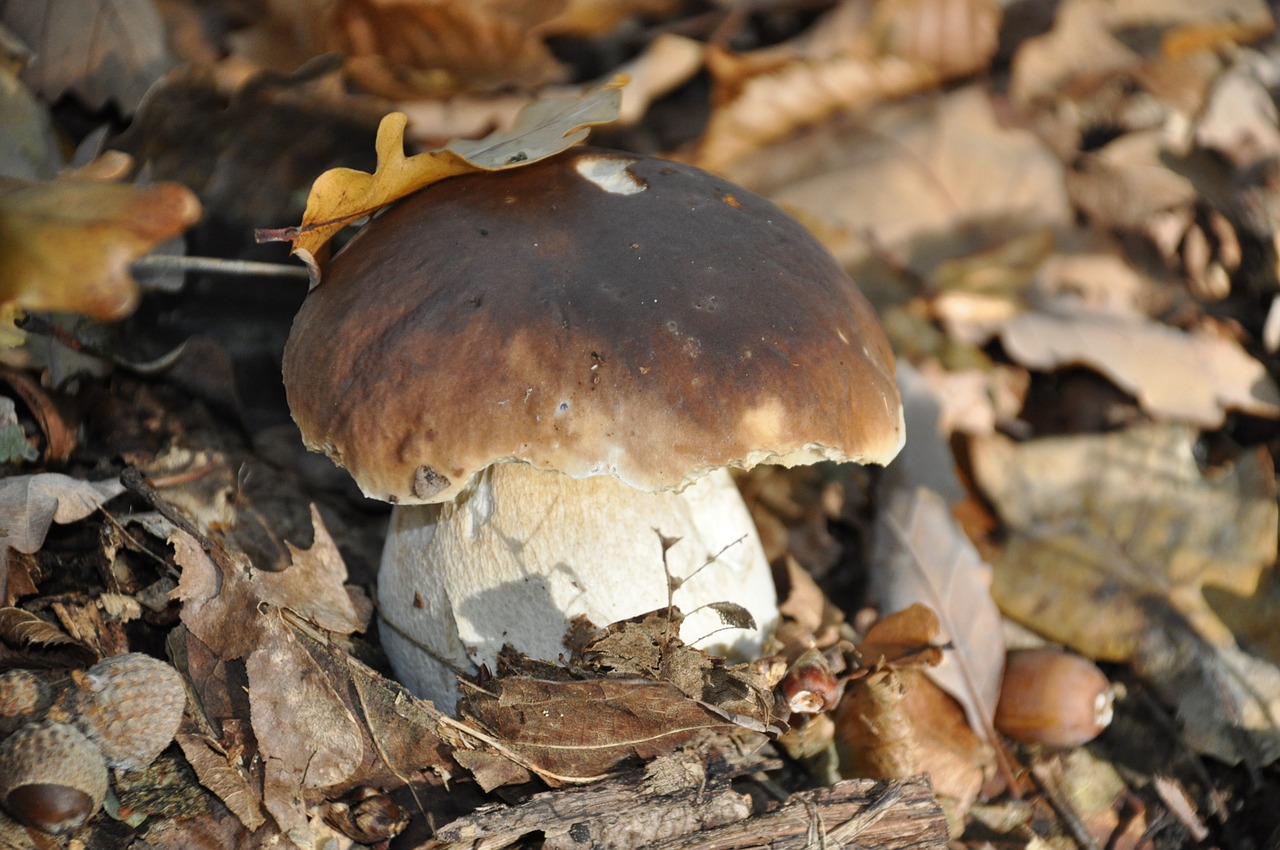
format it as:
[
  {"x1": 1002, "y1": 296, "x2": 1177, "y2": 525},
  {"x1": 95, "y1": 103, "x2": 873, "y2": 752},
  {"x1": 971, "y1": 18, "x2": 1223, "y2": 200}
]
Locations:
[
  {"x1": 0, "y1": 670, "x2": 53, "y2": 734},
  {"x1": 58, "y1": 653, "x2": 186, "y2": 771},
  {"x1": 284, "y1": 149, "x2": 904, "y2": 505},
  {"x1": 0, "y1": 721, "x2": 108, "y2": 834}
]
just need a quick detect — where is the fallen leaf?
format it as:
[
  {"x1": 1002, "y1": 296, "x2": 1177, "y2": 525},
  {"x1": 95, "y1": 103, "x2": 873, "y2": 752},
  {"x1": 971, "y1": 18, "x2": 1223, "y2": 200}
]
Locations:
[
  {"x1": 0, "y1": 472, "x2": 124, "y2": 554},
  {"x1": 331, "y1": 0, "x2": 568, "y2": 98},
  {"x1": 1009, "y1": 0, "x2": 1274, "y2": 105},
  {"x1": 0, "y1": 606, "x2": 96, "y2": 668},
  {"x1": 972, "y1": 424, "x2": 1280, "y2": 765},
  {"x1": 0, "y1": 0, "x2": 176, "y2": 114},
  {"x1": 263, "y1": 79, "x2": 622, "y2": 277},
  {"x1": 872, "y1": 487, "x2": 1005, "y2": 742},
  {"x1": 720, "y1": 87, "x2": 1071, "y2": 280},
  {"x1": 695, "y1": 0, "x2": 1001, "y2": 174},
  {"x1": 999, "y1": 308, "x2": 1280, "y2": 427},
  {"x1": 0, "y1": 174, "x2": 201, "y2": 321},
  {"x1": 458, "y1": 676, "x2": 741, "y2": 783},
  {"x1": 256, "y1": 506, "x2": 372, "y2": 636},
  {"x1": 247, "y1": 617, "x2": 364, "y2": 840}
]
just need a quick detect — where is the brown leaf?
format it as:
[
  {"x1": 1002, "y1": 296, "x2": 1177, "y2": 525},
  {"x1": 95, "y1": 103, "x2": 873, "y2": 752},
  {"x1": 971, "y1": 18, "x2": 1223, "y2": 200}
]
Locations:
[
  {"x1": 174, "y1": 730, "x2": 267, "y2": 833},
  {"x1": 0, "y1": 607, "x2": 95, "y2": 665},
  {"x1": 331, "y1": 0, "x2": 568, "y2": 98},
  {"x1": 718, "y1": 87, "x2": 1071, "y2": 280},
  {"x1": 256, "y1": 506, "x2": 372, "y2": 636},
  {"x1": 873, "y1": 487, "x2": 1005, "y2": 741},
  {"x1": 1, "y1": 0, "x2": 176, "y2": 114},
  {"x1": 0, "y1": 473, "x2": 124, "y2": 554},
  {"x1": 171, "y1": 531, "x2": 266, "y2": 661},
  {"x1": 0, "y1": 175, "x2": 201, "y2": 321},
  {"x1": 695, "y1": 0, "x2": 1000, "y2": 174},
  {"x1": 999, "y1": 308, "x2": 1280, "y2": 428},
  {"x1": 973, "y1": 424, "x2": 1280, "y2": 765},
  {"x1": 263, "y1": 80, "x2": 622, "y2": 277},
  {"x1": 857, "y1": 604, "x2": 945, "y2": 669},
  {"x1": 459, "y1": 676, "x2": 740, "y2": 783},
  {"x1": 247, "y1": 618, "x2": 364, "y2": 837}
]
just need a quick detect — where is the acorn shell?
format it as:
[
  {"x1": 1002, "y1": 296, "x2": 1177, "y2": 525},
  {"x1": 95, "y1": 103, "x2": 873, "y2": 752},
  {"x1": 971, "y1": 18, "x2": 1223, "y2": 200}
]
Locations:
[
  {"x1": 58, "y1": 653, "x2": 187, "y2": 771},
  {"x1": 0, "y1": 721, "x2": 108, "y2": 834},
  {"x1": 995, "y1": 647, "x2": 1114, "y2": 748}
]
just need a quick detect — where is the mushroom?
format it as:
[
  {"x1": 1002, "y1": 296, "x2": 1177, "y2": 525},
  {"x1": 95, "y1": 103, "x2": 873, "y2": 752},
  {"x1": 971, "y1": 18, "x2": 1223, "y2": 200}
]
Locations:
[{"x1": 283, "y1": 150, "x2": 904, "y2": 708}]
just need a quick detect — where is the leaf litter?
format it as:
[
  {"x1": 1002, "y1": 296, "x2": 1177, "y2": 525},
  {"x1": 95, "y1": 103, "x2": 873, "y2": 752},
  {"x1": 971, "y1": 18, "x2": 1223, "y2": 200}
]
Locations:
[{"x1": 6, "y1": 0, "x2": 1280, "y2": 845}]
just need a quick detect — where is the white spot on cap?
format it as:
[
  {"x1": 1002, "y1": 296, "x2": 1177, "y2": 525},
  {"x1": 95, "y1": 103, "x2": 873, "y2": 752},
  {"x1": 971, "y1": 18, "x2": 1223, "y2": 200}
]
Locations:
[{"x1": 576, "y1": 155, "x2": 645, "y2": 195}]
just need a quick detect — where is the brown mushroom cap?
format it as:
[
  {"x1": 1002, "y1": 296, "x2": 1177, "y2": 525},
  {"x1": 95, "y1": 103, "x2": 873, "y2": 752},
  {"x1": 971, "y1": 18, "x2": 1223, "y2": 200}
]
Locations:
[{"x1": 284, "y1": 149, "x2": 903, "y2": 504}]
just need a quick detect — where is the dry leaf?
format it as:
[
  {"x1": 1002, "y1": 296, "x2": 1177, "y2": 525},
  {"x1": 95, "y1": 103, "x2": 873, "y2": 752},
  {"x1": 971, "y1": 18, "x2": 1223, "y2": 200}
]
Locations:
[
  {"x1": 247, "y1": 617, "x2": 364, "y2": 839},
  {"x1": 0, "y1": 0, "x2": 176, "y2": 114},
  {"x1": 0, "y1": 473, "x2": 124, "y2": 554},
  {"x1": 0, "y1": 174, "x2": 201, "y2": 322},
  {"x1": 459, "y1": 676, "x2": 741, "y2": 783},
  {"x1": 0, "y1": 606, "x2": 95, "y2": 664},
  {"x1": 256, "y1": 506, "x2": 372, "y2": 636},
  {"x1": 720, "y1": 87, "x2": 1071, "y2": 279},
  {"x1": 1066, "y1": 131, "x2": 1199, "y2": 231},
  {"x1": 695, "y1": 0, "x2": 1000, "y2": 174},
  {"x1": 1010, "y1": 0, "x2": 1274, "y2": 104},
  {"x1": 1000, "y1": 308, "x2": 1280, "y2": 427},
  {"x1": 330, "y1": 0, "x2": 568, "y2": 98},
  {"x1": 872, "y1": 487, "x2": 1005, "y2": 742},
  {"x1": 972, "y1": 425, "x2": 1280, "y2": 765},
  {"x1": 264, "y1": 79, "x2": 622, "y2": 277}
]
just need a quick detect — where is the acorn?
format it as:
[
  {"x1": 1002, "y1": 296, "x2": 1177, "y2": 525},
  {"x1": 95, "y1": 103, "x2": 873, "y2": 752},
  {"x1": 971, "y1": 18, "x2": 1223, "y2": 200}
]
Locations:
[
  {"x1": 53, "y1": 653, "x2": 187, "y2": 771},
  {"x1": 994, "y1": 647, "x2": 1114, "y2": 748},
  {"x1": 0, "y1": 721, "x2": 109, "y2": 834},
  {"x1": 0, "y1": 670, "x2": 53, "y2": 734}
]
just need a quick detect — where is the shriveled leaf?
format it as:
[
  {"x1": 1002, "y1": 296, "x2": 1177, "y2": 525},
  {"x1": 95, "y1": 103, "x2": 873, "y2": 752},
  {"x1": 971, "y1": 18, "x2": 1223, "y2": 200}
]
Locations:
[
  {"x1": 873, "y1": 487, "x2": 1005, "y2": 741},
  {"x1": 1000, "y1": 309, "x2": 1280, "y2": 427},
  {"x1": 0, "y1": 606, "x2": 90, "y2": 652},
  {"x1": 1, "y1": 0, "x2": 176, "y2": 114},
  {"x1": 0, "y1": 473, "x2": 124, "y2": 554},
  {"x1": 459, "y1": 676, "x2": 739, "y2": 783},
  {"x1": 973, "y1": 425, "x2": 1280, "y2": 765},
  {"x1": 699, "y1": 601, "x2": 756, "y2": 632},
  {"x1": 0, "y1": 176, "x2": 201, "y2": 321},
  {"x1": 265, "y1": 80, "x2": 622, "y2": 277}
]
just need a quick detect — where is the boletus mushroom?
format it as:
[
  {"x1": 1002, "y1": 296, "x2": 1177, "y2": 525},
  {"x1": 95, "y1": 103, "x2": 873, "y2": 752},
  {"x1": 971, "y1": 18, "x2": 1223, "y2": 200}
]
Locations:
[{"x1": 283, "y1": 150, "x2": 904, "y2": 708}]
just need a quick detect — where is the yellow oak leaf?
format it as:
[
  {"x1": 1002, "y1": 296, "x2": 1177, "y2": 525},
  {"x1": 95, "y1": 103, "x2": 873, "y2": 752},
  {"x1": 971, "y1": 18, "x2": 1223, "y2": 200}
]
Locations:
[
  {"x1": 0, "y1": 175, "x2": 201, "y2": 324},
  {"x1": 265, "y1": 79, "x2": 624, "y2": 283}
]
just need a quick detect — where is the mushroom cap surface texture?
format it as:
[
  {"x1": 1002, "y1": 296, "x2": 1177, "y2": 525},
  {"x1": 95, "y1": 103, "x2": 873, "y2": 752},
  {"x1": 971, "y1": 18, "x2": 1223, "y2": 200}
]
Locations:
[{"x1": 284, "y1": 148, "x2": 903, "y2": 505}]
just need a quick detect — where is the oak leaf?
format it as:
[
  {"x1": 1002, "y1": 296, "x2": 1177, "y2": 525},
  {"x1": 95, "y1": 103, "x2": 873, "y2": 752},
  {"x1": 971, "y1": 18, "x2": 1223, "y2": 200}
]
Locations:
[
  {"x1": 0, "y1": 174, "x2": 201, "y2": 322},
  {"x1": 264, "y1": 80, "x2": 623, "y2": 280}
]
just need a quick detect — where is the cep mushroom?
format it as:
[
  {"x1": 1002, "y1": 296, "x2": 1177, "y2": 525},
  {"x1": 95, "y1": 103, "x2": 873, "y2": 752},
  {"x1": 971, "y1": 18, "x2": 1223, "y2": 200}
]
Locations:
[{"x1": 283, "y1": 150, "x2": 904, "y2": 708}]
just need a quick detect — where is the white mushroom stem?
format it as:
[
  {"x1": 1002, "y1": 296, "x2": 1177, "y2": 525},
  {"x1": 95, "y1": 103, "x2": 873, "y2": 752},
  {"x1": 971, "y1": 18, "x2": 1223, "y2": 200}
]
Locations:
[{"x1": 376, "y1": 462, "x2": 779, "y2": 709}]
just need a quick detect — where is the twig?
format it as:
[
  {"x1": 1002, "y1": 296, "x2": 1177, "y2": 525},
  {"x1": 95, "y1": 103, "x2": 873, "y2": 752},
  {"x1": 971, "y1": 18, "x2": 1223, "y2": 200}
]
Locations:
[{"x1": 130, "y1": 255, "x2": 310, "y2": 280}]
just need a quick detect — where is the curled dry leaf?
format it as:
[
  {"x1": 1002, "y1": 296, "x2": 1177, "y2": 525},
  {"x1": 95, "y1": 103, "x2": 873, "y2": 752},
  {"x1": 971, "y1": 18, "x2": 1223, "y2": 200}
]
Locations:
[
  {"x1": 1000, "y1": 308, "x2": 1280, "y2": 427},
  {"x1": 260, "y1": 79, "x2": 623, "y2": 279},
  {"x1": 0, "y1": 175, "x2": 201, "y2": 322}
]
